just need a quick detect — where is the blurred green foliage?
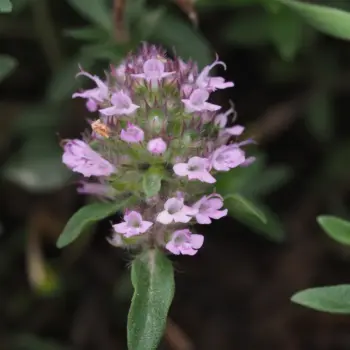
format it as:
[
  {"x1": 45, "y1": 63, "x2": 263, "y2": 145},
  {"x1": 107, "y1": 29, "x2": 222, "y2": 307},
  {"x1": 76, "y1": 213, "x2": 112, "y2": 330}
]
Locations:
[{"x1": 1, "y1": 0, "x2": 350, "y2": 347}]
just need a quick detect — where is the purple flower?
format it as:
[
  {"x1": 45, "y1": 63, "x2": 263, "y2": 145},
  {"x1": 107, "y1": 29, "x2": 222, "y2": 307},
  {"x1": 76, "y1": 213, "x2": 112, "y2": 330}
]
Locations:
[
  {"x1": 147, "y1": 138, "x2": 167, "y2": 154},
  {"x1": 192, "y1": 194, "x2": 228, "y2": 224},
  {"x1": 99, "y1": 91, "x2": 139, "y2": 116},
  {"x1": 219, "y1": 125, "x2": 245, "y2": 137},
  {"x1": 156, "y1": 197, "x2": 197, "y2": 224},
  {"x1": 120, "y1": 123, "x2": 144, "y2": 143},
  {"x1": 196, "y1": 59, "x2": 234, "y2": 91},
  {"x1": 210, "y1": 145, "x2": 246, "y2": 171},
  {"x1": 131, "y1": 58, "x2": 174, "y2": 81},
  {"x1": 77, "y1": 181, "x2": 117, "y2": 199},
  {"x1": 166, "y1": 229, "x2": 204, "y2": 256},
  {"x1": 73, "y1": 71, "x2": 109, "y2": 105},
  {"x1": 113, "y1": 211, "x2": 153, "y2": 238},
  {"x1": 86, "y1": 99, "x2": 98, "y2": 112},
  {"x1": 214, "y1": 107, "x2": 235, "y2": 128},
  {"x1": 62, "y1": 139, "x2": 115, "y2": 177},
  {"x1": 182, "y1": 89, "x2": 221, "y2": 113},
  {"x1": 173, "y1": 156, "x2": 216, "y2": 183}
]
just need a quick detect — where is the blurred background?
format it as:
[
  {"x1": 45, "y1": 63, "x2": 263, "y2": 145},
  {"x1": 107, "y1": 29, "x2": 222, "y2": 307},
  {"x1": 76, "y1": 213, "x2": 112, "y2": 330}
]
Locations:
[{"x1": 1, "y1": 0, "x2": 350, "y2": 349}]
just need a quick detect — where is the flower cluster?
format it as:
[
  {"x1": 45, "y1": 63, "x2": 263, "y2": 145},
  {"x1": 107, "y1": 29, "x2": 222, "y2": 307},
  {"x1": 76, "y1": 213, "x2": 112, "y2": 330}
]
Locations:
[{"x1": 63, "y1": 44, "x2": 253, "y2": 256}]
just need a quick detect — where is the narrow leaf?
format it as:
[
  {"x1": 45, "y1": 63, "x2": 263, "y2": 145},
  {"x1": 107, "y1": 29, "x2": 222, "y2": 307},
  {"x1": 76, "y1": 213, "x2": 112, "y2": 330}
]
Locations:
[
  {"x1": 225, "y1": 194, "x2": 267, "y2": 224},
  {"x1": 66, "y1": 0, "x2": 112, "y2": 31},
  {"x1": 0, "y1": 0, "x2": 12, "y2": 12},
  {"x1": 317, "y1": 215, "x2": 350, "y2": 245},
  {"x1": 128, "y1": 249, "x2": 175, "y2": 350},
  {"x1": 278, "y1": 0, "x2": 350, "y2": 40},
  {"x1": 291, "y1": 285, "x2": 350, "y2": 313},
  {"x1": 0, "y1": 55, "x2": 17, "y2": 82},
  {"x1": 57, "y1": 198, "x2": 133, "y2": 248},
  {"x1": 227, "y1": 198, "x2": 285, "y2": 242}
]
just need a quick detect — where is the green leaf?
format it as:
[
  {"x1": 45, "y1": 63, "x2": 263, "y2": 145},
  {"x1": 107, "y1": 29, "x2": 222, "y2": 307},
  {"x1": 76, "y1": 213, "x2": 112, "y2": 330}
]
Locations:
[
  {"x1": 0, "y1": 55, "x2": 17, "y2": 82},
  {"x1": 0, "y1": 0, "x2": 12, "y2": 12},
  {"x1": 128, "y1": 249, "x2": 174, "y2": 350},
  {"x1": 57, "y1": 198, "x2": 133, "y2": 248},
  {"x1": 142, "y1": 166, "x2": 164, "y2": 198},
  {"x1": 46, "y1": 54, "x2": 94, "y2": 103},
  {"x1": 225, "y1": 194, "x2": 267, "y2": 224},
  {"x1": 66, "y1": 0, "x2": 112, "y2": 31},
  {"x1": 306, "y1": 89, "x2": 333, "y2": 142},
  {"x1": 150, "y1": 12, "x2": 212, "y2": 68},
  {"x1": 317, "y1": 215, "x2": 350, "y2": 246},
  {"x1": 291, "y1": 285, "x2": 350, "y2": 313},
  {"x1": 226, "y1": 198, "x2": 285, "y2": 242},
  {"x1": 223, "y1": 11, "x2": 270, "y2": 47},
  {"x1": 278, "y1": 0, "x2": 350, "y2": 40},
  {"x1": 268, "y1": 8, "x2": 304, "y2": 60},
  {"x1": 3, "y1": 137, "x2": 71, "y2": 193}
]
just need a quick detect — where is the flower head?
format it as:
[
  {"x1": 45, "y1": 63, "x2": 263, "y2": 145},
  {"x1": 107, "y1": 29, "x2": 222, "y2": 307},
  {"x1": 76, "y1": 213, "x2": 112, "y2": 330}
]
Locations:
[
  {"x1": 62, "y1": 139, "x2": 115, "y2": 177},
  {"x1": 214, "y1": 107, "x2": 235, "y2": 128},
  {"x1": 156, "y1": 197, "x2": 197, "y2": 224},
  {"x1": 120, "y1": 123, "x2": 144, "y2": 143},
  {"x1": 182, "y1": 89, "x2": 221, "y2": 113},
  {"x1": 99, "y1": 91, "x2": 139, "y2": 116},
  {"x1": 147, "y1": 138, "x2": 167, "y2": 154},
  {"x1": 210, "y1": 144, "x2": 246, "y2": 171},
  {"x1": 173, "y1": 156, "x2": 216, "y2": 183},
  {"x1": 166, "y1": 229, "x2": 204, "y2": 256},
  {"x1": 113, "y1": 211, "x2": 153, "y2": 238},
  {"x1": 192, "y1": 194, "x2": 228, "y2": 224}
]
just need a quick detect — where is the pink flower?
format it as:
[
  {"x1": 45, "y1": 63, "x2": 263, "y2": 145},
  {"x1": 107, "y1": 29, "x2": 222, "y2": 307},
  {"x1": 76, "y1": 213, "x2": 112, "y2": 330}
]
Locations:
[
  {"x1": 120, "y1": 123, "x2": 144, "y2": 143},
  {"x1": 62, "y1": 139, "x2": 115, "y2": 177},
  {"x1": 131, "y1": 58, "x2": 174, "y2": 81},
  {"x1": 196, "y1": 58, "x2": 234, "y2": 91},
  {"x1": 173, "y1": 156, "x2": 216, "y2": 183},
  {"x1": 113, "y1": 211, "x2": 153, "y2": 238},
  {"x1": 99, "y1": 91, "x2": 139, "y2": 116},
  {"x1": 147, "y1": 138, "x2": 167, "y2": 154},
  {"x1": 73, "y1": 71, "x2": 109, "y2": 103},
  {"x1": 166, "y1": 229, "x2": 204, "y2": 256},
  {"x1": 156, "y1": 197, "x2": 197, "y2": 224},
  {"x1": 182, "y1": 89, "x2": 221, "y2": 113},
  {"x1": 77, "y1": 181, "x2": 117, "y2": 199},
  {"x1": 214, "y1": 107, "x2": 235, "y2": 128},
  {"x1": 86, "y1": 99, "x2": 98, "y2": 112},
  {"x1": 219, "y1": 125, "x2": 245, "y2": 137},
  {"x1": 192, "y1": 194, "x2": 228, "y2": 224},
  {"x1": 210, "y1": 145, "x2": 246, "y2": 171}
]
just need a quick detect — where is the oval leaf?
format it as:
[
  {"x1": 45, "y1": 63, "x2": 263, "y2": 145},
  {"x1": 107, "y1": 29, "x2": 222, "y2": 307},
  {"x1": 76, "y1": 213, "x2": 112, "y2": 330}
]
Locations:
[
  {"x1": 279, "y1": 0, "x2": 350, "y2": 40},
  {"x1": 317, "y1": 215, "x2": 350, "y2": 245},
  {"x1": 128, "y1": 249, "x2": 175, "y2": 350},
  {"x1": 142, "y1": 166, "x2": 164, "y2": 198},
  {"x1": 0, "y1": 0, "x2": 12, "y2": 12},
  {"x1": 57, "y1": 198, "x2": 133, "y2": 248},
  {"x1": 66, "y1": 0, "x2": 112, "y2": 31},
  {"x1": 0, "y1": 55, "x2": 17, "y2": 82},
  {"x1": 291, "y1": 285, "x2": 350, "y2": 313},
  {"x1": 225, "y1": 194, "x2": 267, "y2": 224}
]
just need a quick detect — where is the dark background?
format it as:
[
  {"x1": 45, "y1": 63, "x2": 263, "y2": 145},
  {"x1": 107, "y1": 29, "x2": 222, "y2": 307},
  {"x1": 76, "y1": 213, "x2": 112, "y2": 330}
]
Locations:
[{"x1": 1, "y1": 0, "x2": 350, "y2": 349}]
